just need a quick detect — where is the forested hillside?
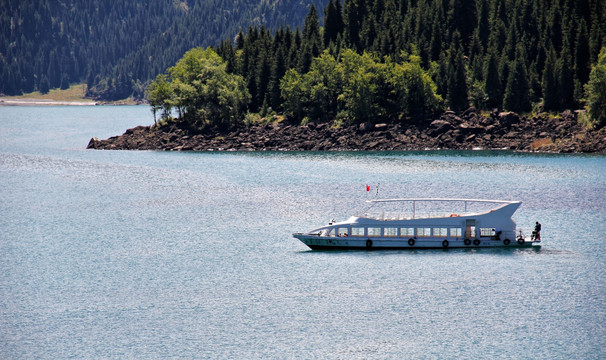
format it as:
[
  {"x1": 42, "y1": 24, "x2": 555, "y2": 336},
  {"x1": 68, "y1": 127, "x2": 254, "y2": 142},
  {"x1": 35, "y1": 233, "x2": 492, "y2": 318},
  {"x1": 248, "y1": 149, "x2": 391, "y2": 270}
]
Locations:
[
  {"x1": 0, "y1": 0, "x2": 329, "y2": 99},
  {"x1": 212, "y1": 0, "x2": 606, "y2": 119}
]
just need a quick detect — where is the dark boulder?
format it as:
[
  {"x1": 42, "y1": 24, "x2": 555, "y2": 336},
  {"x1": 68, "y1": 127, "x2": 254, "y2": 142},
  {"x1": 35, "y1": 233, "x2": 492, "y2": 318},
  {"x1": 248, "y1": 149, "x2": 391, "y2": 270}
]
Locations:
[
  {"x1": 429, "y1": 119, "x2": 453, "y2": 136},
  {"x1": 499, "y1": 112, "x2": 520, "y2": 126},
  {"x1": 359, "y1": 122, "x2": 374, "y2": 132}
]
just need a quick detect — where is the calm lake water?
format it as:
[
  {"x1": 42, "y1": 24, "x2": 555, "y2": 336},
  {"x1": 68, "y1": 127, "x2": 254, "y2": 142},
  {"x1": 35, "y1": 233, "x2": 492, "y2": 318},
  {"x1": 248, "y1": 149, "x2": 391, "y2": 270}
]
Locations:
[{"x1": 1, "y1": 106, "x2": 605, "y2": 359}]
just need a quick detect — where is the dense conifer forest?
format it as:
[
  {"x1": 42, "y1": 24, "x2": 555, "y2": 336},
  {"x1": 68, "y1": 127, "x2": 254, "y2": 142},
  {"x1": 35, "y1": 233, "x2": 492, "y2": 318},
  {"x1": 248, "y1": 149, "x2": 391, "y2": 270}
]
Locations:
[
  {"x1": 216, "y1": 0, "x2": 606, "y2": 114},
  {"x1": 0, "y1": 0, "x2": 329, "y2": 99},
  {"x1": 148, "y1": 0, "x2": 606, "y2": 128}
]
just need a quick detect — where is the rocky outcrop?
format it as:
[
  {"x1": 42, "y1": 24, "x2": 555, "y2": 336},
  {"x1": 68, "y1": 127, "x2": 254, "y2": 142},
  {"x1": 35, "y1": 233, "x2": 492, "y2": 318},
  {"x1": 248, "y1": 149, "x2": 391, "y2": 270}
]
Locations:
[{"x1": 87, "y1": 109, "x2": 606, "y2": 153}]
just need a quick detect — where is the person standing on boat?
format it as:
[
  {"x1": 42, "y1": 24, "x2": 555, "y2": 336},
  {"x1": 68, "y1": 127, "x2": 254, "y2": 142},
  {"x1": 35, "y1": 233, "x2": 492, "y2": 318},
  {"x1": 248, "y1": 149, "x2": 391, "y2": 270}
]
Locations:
[{"x1": 534, "y1": 221, "x2": 541, "y2": 241}]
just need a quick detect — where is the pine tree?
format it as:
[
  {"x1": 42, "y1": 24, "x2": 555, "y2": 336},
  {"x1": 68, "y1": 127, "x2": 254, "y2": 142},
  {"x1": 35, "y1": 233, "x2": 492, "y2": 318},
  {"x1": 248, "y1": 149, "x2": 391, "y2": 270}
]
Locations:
[
  {"x1": 574, "y1": 19, "x2": 591, "y2": 103},
  {"x1": 484, "y1": 51, "x2": 502, "y2": 109},
  {"x1": 542, "y1": 48, "x2": 558, "y2": 111},
  {"x1": 343, "y1": 0, "x2": 365, "y2": 51},
  {"x1": 268, "y1": 48, "x2": 286, "y2": 111},
  {"x1": 256, "y1": 53, "x2": 272, "y2": 111},
  {"x1": 503, "y1": 47, "x2": 531, "y2": 112},
  {"x1": 475, "y1": 0, "x2": 489, "y2": 49},
  {"x1": 299, "y1": 5, "x2": 322, "y2": 73},
  {"x1": 60, "y1": 73, "x2": 70, "y2": 90},
  {"x1": 323, "y1": 0, "x2": 343, "y2": 47},
  {"x1": 39, "y1": 75, "x2": 50, "y2": 94},
  {"x1": 446, "y1": 34, "x2": 468, "y2": 111},
  {"x1": 447, "y1": 0, "x2": 476, "y2": 49},
  {"x1": 557, "y1": 47, "x2": 575, "y2": 109}
]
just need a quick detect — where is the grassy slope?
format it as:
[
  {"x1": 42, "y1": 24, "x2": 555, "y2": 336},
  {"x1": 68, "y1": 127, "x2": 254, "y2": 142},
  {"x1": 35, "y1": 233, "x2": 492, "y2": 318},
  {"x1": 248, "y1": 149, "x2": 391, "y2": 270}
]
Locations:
[{"x1": 0, "y1": 84, "x2": 143, "y2": 104}]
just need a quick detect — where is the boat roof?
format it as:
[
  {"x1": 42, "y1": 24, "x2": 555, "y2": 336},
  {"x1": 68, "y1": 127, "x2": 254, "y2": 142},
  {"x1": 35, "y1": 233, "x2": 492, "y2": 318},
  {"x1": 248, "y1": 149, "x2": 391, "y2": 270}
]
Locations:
[
  {"x1": 307, "y1": 198, "x2": 522, "y2": 232},
  {"x1": 353, "y1": 198, "x2": 521, "y2": 221}
]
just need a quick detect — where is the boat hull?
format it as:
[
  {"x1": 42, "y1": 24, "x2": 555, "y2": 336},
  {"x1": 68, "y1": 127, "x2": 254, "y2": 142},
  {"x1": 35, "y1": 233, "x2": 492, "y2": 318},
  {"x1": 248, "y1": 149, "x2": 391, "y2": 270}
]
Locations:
[{"x1": 293, "y1": 234, "x2": 540, "y2": 250}]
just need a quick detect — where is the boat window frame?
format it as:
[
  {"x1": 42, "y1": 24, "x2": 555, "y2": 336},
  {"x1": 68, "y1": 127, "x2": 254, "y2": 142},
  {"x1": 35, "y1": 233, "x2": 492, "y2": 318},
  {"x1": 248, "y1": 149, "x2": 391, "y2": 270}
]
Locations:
[
  {"x1": 351, "y1": 227, "x2": 365, "y2": 237},
  {"x1": 383, "y1": 227, "x2": 398, "y2": 237},
  {"x1": 399, "y1": 227, "x2": 415, "y2": 237},
  {"x1": 337, "y1": 227, "x2": 349, "y2": 237},
  {"x1": 449, "y1": 228, "x2": 462, "y2": 238},
  {"x1": 433, "y1": 227, "x2": 448, "y2": 237},
  {"x1": 480, "y1": 228, "x2": 496, "y2": 237},
  {"x1": 417, "y1": 227, "x2": 431, "y2": 237},
  {"x1": 367, "y1": 227, "x2": 382, "y2": 237}
]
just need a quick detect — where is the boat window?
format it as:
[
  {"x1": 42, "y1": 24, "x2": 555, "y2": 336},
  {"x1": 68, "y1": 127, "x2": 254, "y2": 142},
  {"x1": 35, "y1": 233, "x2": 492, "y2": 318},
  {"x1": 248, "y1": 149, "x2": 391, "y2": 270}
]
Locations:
[
  {"x1": 449, "y1": 228, "x2": 462, "y2": 237},
  {"x1": 480, "y1": 228, "x2": 496, "y2": 237},
  {"x1": 351, "y1": 227, "x2": 365, "y2": 237},
  {"x1": 433, "y1": 228, "x2": 448, "y2": 237},
  {"x1": 337, "y1": 227, "x2": 349, "y2": 237},
  {"x1": 384, "y1": 227, "x2": 397, "y2": 237},
  {"x1": 417, "y1": 228, "x2": 431, "y2": 237},
  {"x1": 399, "y1": 227, "x2": 414, "y2": 237},
  {"x1": 465, "y1": 226, "x2": 476, "y2": 238},
  {"x1": 367, "y1": 227, "x2": 381, "y2": 237},
  {"x1": 327, "y1": 228, "x2": 336, "y2": 237}
]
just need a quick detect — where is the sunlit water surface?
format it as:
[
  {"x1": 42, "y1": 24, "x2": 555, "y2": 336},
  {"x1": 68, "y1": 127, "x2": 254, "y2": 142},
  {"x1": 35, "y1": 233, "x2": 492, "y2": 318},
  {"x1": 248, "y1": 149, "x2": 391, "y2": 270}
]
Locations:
[{"x1": 1, "y1": 106, "x2": 605, "y2": 359}]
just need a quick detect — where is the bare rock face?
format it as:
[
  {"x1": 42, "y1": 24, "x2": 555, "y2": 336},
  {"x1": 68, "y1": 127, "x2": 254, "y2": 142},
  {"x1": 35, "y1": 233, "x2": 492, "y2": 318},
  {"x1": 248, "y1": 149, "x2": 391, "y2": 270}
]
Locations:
[
  {"x1": 87, "y1": 137, "x2": 101, "y2": 149},
  {"x1": 87, "y1": 110, "x2": 606, "y2": 153}
]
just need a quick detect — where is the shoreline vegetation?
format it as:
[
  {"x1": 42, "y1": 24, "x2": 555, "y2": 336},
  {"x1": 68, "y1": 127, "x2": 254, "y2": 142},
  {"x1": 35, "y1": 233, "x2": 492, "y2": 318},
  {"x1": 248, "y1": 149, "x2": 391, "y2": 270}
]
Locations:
[{"x1": 87, "y1": 42, "x2": 606, "y2": 154}]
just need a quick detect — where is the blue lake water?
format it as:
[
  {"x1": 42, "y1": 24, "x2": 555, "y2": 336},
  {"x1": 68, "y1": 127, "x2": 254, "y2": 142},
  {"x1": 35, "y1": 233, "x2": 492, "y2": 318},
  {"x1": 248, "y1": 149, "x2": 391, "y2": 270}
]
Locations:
[{"x1": 1, "y1": 106, "x2": 605, "y2": 359}]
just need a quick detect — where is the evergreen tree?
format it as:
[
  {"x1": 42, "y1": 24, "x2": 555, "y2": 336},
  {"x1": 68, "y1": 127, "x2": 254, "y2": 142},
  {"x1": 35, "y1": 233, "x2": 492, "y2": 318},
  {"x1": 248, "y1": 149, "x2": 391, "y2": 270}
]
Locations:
[
  {"x1": 446, "y1": 35, "x2": 469, "y2": 111},
  {"x1": 299, "y1": 5, "x2": 322, "y2": 73},
  {"x1": 343, "y1": 0, "x2": 365, "y2": 51},
  {"x1": 256, "y1": 53, "x2": 272, "y2": 111},
  {"x1": 447, "y1": 0, "x2": 476, "y2": 49},
  {"x1": 323, "y1": 0, "x2": 344, "y2": 47},
  {"x1": 60, "y1": 73, "x2": 70, "y2": 90},
  {"x1": 484, "y1": 51, "x2": 503, "y2": 109},
  {"x1": 503, "y1": 47, "x2": 531, "y2": 112},
  {"x1": 574, "y1": 19, "x2": 591, "y2": 102},
  {"x1": 475, "y1": 0, "x2": 490, "y2": 49},
  {"x1": 557, "y1": 47, "x2": 575, "y2": 109},
  {"x1": 39, "y1": 75, "x2": 50, "y2": 94},
  {"x1": 542, "y1": 48, "x2": 558, "y2": 111},
  {"x1": 268, "y1": 48, "x2": 287, "y2": 112}
]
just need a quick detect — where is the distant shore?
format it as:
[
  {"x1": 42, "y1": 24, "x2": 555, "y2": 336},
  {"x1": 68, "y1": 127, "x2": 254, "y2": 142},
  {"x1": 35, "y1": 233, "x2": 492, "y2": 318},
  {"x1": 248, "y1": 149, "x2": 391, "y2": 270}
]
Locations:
[
  {"x1": 0, "y1": 84, "x2": 144, "y2": 106},
  {"x1": 88, "y1": 108, "x2": 606, "y2": 153},
  {"x1": 0, "y1": 98, "x2": 97, "y2": 106}
]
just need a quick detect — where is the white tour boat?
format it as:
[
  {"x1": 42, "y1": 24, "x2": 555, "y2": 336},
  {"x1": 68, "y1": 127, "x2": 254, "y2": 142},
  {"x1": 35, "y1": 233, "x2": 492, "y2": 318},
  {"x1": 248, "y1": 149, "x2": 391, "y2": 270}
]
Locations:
[{"x1": 293, "y1": 198, "x2": 541, "y2": 250}]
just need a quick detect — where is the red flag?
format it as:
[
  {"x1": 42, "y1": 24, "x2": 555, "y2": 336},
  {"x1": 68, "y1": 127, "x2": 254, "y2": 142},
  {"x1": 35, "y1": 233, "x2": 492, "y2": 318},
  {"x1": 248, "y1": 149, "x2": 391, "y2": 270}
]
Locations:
[{"x1": 366, "y1": 184, "x2": 370, "y2": 192}]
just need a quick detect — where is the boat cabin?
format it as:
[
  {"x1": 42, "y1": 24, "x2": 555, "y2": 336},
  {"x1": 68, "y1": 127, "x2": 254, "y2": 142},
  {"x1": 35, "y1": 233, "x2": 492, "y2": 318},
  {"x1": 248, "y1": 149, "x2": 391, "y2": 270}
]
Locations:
[{"x1": 293, "y1": 199, "x2": 534, "y2": 249}]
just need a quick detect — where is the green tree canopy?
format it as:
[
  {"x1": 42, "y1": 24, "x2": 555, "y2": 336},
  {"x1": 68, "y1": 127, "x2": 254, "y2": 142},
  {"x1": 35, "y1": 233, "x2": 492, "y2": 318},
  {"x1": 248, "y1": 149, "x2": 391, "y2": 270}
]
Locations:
[
  {"x1": 146, "y1": 47, "x2": 250, "y2": 129},
  {"x1": 146, "y1": 74, "x2": 173, "y2": 123},
  {"x1": 281, "y1": 49, "x2": 442, "y2": 124},
  {"x1": 585, "y1": 47, "x2": 606, "y2": 127}
]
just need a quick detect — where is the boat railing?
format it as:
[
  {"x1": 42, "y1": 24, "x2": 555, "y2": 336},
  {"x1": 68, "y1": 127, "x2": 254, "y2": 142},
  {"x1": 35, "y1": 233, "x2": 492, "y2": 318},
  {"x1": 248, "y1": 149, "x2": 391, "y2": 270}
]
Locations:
[
  {"x1": 361, "y1": 211, "x2": 462, "y2": 220},
  {"x1": 359, "y1": 198, "x2": 517, "y2": 219}
]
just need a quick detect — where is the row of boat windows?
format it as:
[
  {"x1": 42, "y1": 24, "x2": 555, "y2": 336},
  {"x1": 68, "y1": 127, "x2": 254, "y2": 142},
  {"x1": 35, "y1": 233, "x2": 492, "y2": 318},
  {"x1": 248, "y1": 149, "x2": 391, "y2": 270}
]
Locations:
[{"x1": 324, "y1": 226, "x2": 497, "y2": 238}]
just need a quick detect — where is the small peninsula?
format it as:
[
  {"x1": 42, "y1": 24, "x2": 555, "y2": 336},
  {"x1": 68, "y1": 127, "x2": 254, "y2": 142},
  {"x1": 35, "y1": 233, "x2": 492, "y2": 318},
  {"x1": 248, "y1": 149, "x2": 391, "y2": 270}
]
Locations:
[{"x1": 88, "y1": 108, "x2": 605, "y2": 153}]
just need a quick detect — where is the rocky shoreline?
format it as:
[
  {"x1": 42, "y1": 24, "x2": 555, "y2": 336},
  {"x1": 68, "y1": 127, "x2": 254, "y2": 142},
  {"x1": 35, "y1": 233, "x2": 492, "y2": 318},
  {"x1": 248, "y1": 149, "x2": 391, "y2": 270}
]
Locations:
[{"x1": 88, "y1": 109, "x2": 606, "y2": 153}]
